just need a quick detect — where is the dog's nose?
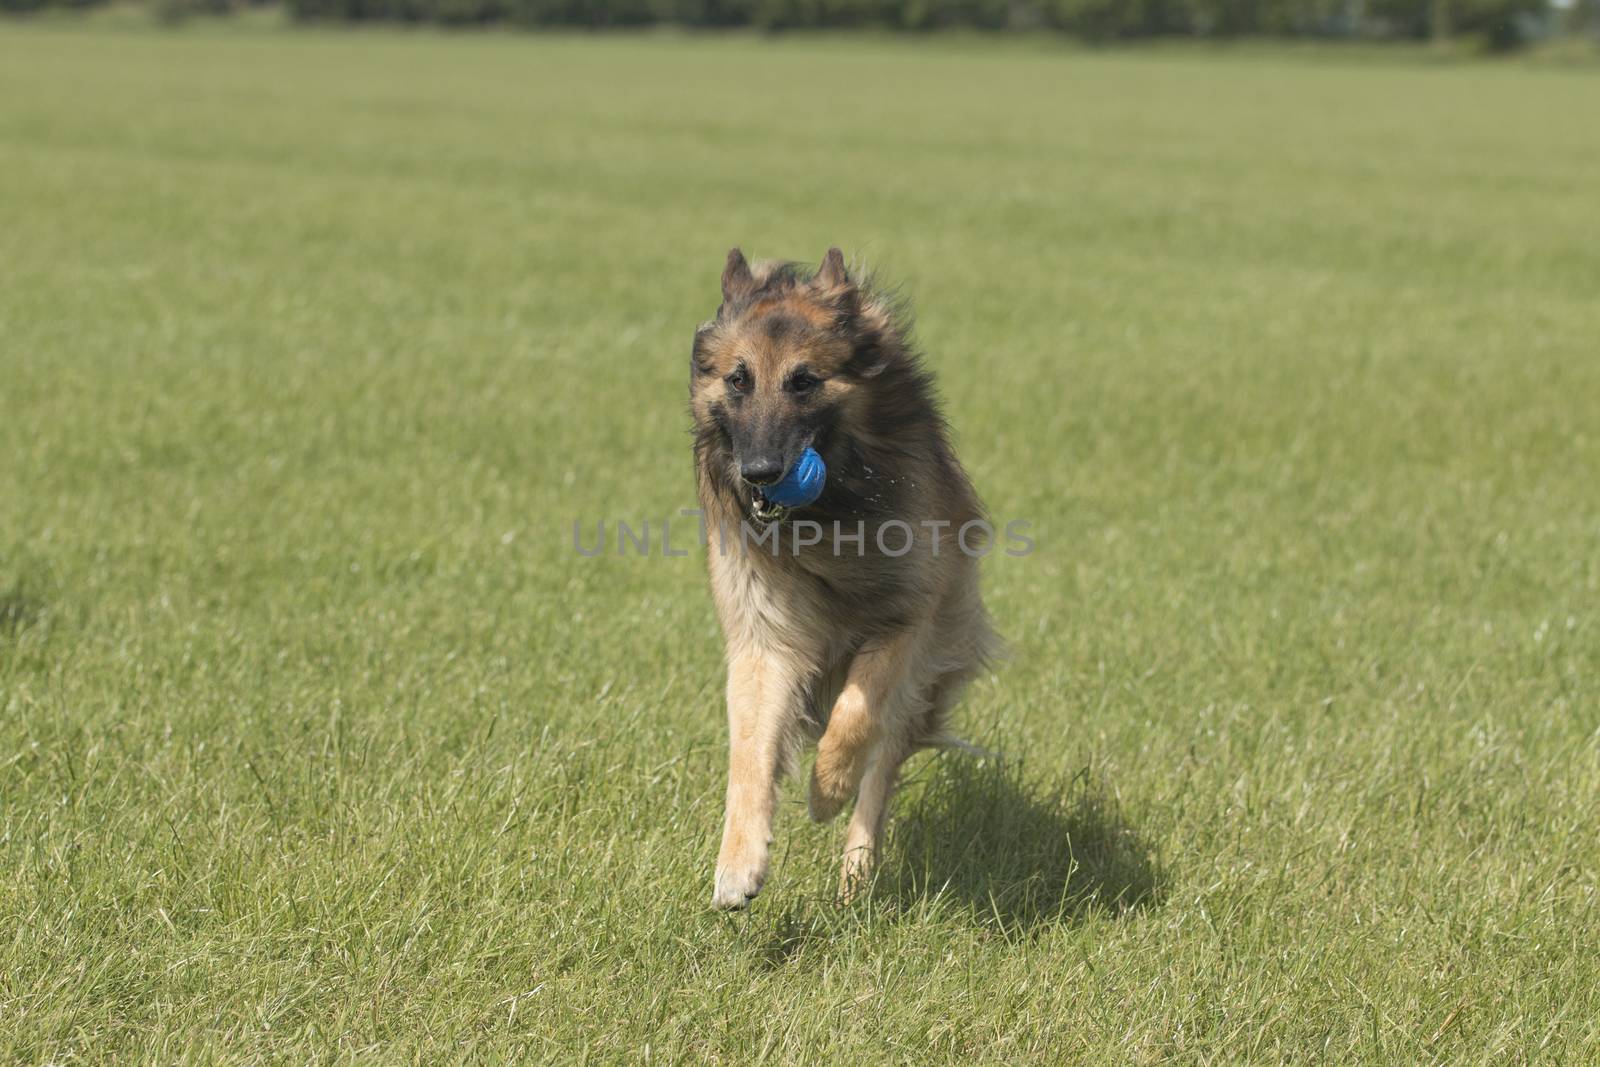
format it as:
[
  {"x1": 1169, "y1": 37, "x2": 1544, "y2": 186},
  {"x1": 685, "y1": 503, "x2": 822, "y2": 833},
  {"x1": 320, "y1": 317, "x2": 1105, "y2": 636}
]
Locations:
[{"x1": 740, "y1": 456, "x2": 785, "y2": 486}]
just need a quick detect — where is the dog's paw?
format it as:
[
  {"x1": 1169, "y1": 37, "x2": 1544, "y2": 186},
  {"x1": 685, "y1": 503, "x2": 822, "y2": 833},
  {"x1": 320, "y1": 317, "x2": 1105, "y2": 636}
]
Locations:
[
  {"x1": 712, "y1": 860, "x2": 767, "y2": 910},
  {"x1": 838, "y1": 848, "x2": 876, "y2": 904},
  {"x1": 808, "y1": 750, "x2": 859, "y2": 823}
]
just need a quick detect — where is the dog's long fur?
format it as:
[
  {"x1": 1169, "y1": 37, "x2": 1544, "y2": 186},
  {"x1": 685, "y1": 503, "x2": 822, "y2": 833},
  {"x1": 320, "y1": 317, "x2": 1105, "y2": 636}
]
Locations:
[{"x1": 691, "y1": 248, "x2": 998, "y2": 909}]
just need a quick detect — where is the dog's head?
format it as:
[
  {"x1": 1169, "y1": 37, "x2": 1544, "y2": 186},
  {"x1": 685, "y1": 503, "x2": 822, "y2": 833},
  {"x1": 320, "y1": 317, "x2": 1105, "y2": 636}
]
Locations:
[{"x1": 691, "y1": 247, "x2": 909, "y2": 519}]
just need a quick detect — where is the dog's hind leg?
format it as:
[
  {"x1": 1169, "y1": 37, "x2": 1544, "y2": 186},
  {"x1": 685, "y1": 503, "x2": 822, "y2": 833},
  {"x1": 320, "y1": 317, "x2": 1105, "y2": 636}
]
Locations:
[{"x1": 837, "y1": 733, "x2": 912, "y2": 901}]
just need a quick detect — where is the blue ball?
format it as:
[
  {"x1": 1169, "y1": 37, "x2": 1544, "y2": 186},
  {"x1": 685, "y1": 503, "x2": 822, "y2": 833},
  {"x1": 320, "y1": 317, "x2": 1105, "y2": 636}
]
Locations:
[{"x1": 764, "y1": 447, "x2": 827, "y2": 509}]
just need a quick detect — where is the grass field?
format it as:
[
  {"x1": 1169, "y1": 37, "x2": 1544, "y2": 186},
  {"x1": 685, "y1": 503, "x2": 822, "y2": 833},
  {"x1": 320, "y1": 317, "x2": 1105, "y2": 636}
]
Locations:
[{"x1": 2, "y1": 22, "x2": 1599, "y2": 1062}]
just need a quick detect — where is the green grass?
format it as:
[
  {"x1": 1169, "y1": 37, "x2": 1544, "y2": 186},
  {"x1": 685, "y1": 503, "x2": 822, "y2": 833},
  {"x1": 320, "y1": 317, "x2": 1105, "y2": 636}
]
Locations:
[{"x1": 2, "y1": 22, "x2": 1599, "y2": 1063}]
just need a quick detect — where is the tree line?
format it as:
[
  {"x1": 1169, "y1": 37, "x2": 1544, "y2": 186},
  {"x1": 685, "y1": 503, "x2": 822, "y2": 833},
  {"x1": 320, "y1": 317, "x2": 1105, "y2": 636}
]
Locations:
[{"x1": 4, "y1": 0, "x2": 1596, "y2": 50}]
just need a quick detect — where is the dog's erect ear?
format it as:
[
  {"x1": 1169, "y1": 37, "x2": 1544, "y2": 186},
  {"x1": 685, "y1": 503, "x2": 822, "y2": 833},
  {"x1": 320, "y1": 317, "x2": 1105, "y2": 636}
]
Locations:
[
  {"x1": 813, "y1": 247, "x2": 860, "y2": 323},
  {"x1": 721, "y1": 248, "x2": 755, "y2": 306},
  {"x1": 815, "y1": 247, "x2": 849, "y2": 290}
]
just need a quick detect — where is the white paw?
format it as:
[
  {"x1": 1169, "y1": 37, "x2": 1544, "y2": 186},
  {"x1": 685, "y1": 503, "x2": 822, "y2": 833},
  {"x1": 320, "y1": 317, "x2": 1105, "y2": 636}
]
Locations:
[
  {"x1": 809, "y1": 749, "x2": 864, "y2": 823},
  {"x1": 712, "y1": 861, "x2": 767, "y2": 910}
]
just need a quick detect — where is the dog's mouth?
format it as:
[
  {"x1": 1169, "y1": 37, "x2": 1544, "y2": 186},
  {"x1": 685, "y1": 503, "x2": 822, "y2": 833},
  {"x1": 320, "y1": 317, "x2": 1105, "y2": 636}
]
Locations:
[
  {"x1": 748, "y1": 487, "x2": 787, "y2": 525},
  {"x1": 740, "y1": 434, "x2": 821, "y2": 526}
]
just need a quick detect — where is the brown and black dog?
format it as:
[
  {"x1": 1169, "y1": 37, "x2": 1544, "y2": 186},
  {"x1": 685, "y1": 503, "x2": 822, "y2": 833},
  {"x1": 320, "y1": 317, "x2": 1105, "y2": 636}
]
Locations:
[{"x1": 691, "y1": 248, "x2": 998, "y2": 909}]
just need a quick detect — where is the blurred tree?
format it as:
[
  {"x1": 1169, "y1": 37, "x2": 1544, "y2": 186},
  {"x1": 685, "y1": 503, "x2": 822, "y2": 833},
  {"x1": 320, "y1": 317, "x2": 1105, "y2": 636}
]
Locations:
[
  {"x1": 2, "y1": 0, "x2": 1572, "y2": 46},
  {"x1": 1571, "y1": 0, "x2": 1600, "y2": 34}
]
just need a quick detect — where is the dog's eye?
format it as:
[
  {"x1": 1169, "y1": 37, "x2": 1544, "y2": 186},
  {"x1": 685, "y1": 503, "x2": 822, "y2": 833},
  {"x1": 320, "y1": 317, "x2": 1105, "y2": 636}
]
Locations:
[
  {"x1": 726, "y1": 366, "x2": 751, "y2": 393},
  {"x1": 787, "y1": 371, "x2": 821, "y2": 394}
]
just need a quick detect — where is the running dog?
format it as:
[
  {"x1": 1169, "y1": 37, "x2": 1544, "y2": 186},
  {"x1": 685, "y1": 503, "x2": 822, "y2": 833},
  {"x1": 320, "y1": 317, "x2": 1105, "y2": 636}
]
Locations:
[{"x1": 691, "y1": 247, "x2": 998, "y2": 909}]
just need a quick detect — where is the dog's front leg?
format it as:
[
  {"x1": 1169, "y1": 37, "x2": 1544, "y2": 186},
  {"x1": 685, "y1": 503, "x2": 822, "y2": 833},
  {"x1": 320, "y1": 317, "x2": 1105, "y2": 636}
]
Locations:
[
  {"x1": 713, "y1": 650, "x2": 798, "y2": 910},
  {"x1": 808, "y1": 628, "x2": 919, "y2": 825}
]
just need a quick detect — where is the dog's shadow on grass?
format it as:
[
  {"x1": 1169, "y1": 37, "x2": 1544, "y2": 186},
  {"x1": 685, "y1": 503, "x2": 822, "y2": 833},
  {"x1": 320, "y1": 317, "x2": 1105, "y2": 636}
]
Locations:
[
  {"x1": 877, "y1": 754, "x2": 1165, "y2": 935},
  {"x1": 753, "y1": 755, "x2": 1165, "y2": 965}
]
